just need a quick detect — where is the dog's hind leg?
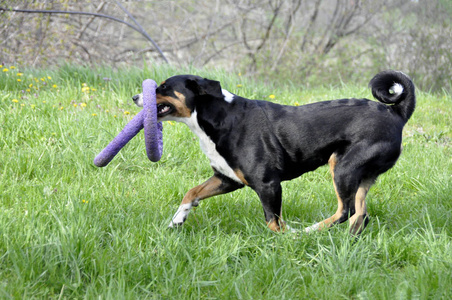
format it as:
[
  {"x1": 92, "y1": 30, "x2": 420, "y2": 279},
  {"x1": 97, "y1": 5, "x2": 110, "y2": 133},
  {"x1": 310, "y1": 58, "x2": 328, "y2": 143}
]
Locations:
[
  {"x1": 304, "y1": 153, "x2": 354, "y2": 233},
  {"x1": 169, "y1": 173, "x2": 243, "y2": 228},
  {"x1": 348, "y1": 180, "x2": 372, "y2": 235}
]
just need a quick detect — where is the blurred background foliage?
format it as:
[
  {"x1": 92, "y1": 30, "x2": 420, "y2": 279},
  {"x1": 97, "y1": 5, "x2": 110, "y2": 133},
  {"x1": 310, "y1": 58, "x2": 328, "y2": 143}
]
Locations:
[{"x1": 1, "y1": 0, "x2": 451, "y2": 92}]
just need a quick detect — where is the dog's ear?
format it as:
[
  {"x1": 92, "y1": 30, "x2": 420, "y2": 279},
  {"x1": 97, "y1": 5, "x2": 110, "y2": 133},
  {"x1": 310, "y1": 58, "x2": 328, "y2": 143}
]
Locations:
[{"x1": 186, "y1": 78, "x2": 222, "y2": 98}]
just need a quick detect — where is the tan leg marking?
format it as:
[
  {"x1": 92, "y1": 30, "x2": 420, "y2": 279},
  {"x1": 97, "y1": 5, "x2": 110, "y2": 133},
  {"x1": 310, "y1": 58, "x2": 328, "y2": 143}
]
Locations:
[
  {"x1": 234, "y1": 169, "x2": 249, "y2": 186},
  {"x1": 307, "y1": 153, "x2": 345, "y2": 232},
  {"x1": 349, "y1": 181, "x2": 372, "y2": 235},
  {"x1": 181, "y1": 176, "x2": 223, "y2": 205},
  {"x1": 267, "y1": 219, "x2": 280, "y2": 232},
  {"x1": 170, "y1": 176, "x2": 227, "y2": 227},
  {"x1": 267, "y1": 218, "x2": 288, "y2": 233}
]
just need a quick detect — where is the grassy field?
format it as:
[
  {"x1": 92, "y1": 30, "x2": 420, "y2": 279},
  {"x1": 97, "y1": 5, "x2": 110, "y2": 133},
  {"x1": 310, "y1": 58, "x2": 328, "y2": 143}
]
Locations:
[{"x1": 1, "y1": 64, "x2": 451, "y2": 299}]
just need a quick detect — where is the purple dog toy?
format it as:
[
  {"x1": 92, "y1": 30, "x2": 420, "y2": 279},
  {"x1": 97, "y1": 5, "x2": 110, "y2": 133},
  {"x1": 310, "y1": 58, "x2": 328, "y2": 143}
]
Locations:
[{"x1": 94, "y1": 79, "x2": 163, "y2": 167}]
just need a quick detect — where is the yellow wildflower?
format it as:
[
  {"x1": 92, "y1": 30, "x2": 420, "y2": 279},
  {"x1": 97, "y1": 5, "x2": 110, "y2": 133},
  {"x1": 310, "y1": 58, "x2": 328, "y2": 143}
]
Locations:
[
  {"x1": 73, "y1": 103, "x2": 77, "y2": 107},
  {"x1": 10, "y1": 66, "x2": 15, "y2": 69},
  {"x1": 2, "y1": 68, "x2": 8, "y2": 72},
  {"x1": 47, "y1": 76, "x2": 52, "y2": 80},
  {"x1": 17, "y1": 79, "x2": 21, "y2": 82},
  {"x1": 17, "y1": 73, "x2": 23, "y2": 76},
  {"x1": 269, "y1": 94, "x2": 275, "y2": 99},
  {"x1": 12, "y1": 99, "x2": 19, "y2": 103},
  {"x1": 20, "y1": 104, "x2": 25, "y2": 107},
  {"x1": 80, "y1": 103, "x2": 87, "y2": 107},
  {"x1": 124, "y1": 111, "x2": 130, "y2": 115},
  {"x1": 29, "y1": 84, "x2": 33, "y2": 88},
  {"x1": 294, "y1": 102, "x2": 300, "y2": 106},
  {"x1": 237, "y1": 84, "x2": 243, "y2": 88},
  {"x1": 92, "y1": 113, "x2": 97, "y2": 116},
  {"x1": 52, "y1": 84, "x2": 57, "y2": 88},
  {"x1": 26, "y1": 89, "x2": 31, "y2": 92},
  {"x1": 60, "y1": 106, "x2": 64, "y2": 110}
]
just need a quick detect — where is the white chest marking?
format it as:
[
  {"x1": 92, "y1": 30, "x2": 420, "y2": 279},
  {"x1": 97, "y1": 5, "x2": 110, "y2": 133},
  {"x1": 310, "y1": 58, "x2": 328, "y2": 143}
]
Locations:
[
  {"x1": 222, "y1": 89, "x2": 235, "y2": 103},
  {"x1": 180, "y1": 111, "x2": 241, "y2": 183}
]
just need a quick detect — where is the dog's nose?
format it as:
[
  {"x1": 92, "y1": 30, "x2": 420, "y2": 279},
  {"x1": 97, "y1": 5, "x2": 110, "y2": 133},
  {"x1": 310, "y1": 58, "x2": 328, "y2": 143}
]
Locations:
[{"x1": 132, "y1": 95, "x2": 139, "y2": 102}]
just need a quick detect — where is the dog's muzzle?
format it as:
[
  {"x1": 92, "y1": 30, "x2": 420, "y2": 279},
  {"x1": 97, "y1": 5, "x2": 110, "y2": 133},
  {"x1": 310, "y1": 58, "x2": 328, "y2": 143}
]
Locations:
[{"x1": 132, "y1": 93, "x2": 143, "y2": 107}]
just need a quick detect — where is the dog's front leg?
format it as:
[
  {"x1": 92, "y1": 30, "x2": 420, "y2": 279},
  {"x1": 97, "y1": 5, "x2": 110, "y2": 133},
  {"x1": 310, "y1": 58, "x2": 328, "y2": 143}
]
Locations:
[
  {"x1": 254, "y1": 181, "x2": 289, "y2": 232},
  {"x1": 169, "y1": 174, "x2": 243, "y2": 228}
]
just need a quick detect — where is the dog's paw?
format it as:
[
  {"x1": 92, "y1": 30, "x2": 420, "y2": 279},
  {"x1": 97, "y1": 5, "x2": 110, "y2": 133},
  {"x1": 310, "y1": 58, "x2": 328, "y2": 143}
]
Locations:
[
  {"x1": 283, "y1": 224, "x2": 302, "y2": 239},
  {"x1": 168, "y1": 221, "x2": 184, "y2": 228},
  {"x1": 303, "y1": 222, "x2": 320, "y2": 234},
  {"x1": 284, "y1": 224, "x2": 298, "y2": 234},
  {"x1": 168, "y1": 203, "x2": 192, "y2": 228}
]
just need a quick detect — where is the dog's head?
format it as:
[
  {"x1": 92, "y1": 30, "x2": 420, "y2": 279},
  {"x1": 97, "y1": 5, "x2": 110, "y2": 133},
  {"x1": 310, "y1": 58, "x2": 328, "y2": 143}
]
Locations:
[{"x1": 132, "y1": 75, "x2": 223, "y2": 121}]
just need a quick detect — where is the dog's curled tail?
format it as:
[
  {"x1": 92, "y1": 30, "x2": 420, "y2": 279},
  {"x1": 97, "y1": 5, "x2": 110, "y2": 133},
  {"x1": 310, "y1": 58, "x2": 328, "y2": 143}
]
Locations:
[{"x1": 369, "y1": 70, "x2": 416, "y2": 122}]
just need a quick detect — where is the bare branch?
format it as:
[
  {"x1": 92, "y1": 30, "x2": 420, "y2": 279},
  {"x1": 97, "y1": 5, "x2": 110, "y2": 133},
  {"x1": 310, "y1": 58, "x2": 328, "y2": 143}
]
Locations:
[
  {"x1": 256, "y1": 0, "x2": 283, "y2": 52},
  {"x1": 300, "y1": 0, "x2": 321, "y2": 52},
  {"x1": 114, "y1": 1, "x2": 168, "y2": 63},
  {"x1": 76, "y1": 2, "x2": 106, "y2": 40},
  {"x1": 0, "y1": 5, "x2": 169, "y2": 63}
]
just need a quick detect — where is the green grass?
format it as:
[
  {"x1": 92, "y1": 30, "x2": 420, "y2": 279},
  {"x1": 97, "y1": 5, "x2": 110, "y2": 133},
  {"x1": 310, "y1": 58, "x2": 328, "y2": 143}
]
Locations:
[{"x1": 1, "y1": 64, "x2": 451, "y2": 299}]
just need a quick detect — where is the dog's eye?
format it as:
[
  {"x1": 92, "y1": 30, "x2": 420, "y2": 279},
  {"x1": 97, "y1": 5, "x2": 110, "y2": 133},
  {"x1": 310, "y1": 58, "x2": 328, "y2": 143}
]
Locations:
[{"x1": 161, "y1": 84, "x2": 167, "y2": 89}]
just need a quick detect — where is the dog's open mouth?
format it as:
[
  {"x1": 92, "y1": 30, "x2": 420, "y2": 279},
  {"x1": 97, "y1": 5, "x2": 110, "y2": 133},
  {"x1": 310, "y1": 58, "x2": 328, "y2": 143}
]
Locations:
[{"x1": 157, "y1": 103, "x2": 174, "y2": 118}]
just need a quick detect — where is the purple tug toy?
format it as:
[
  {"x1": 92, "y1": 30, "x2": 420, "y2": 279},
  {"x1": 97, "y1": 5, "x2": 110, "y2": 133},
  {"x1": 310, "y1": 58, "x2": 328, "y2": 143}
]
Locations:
[{"x1": 94, "y1": 79, "x2": 163, "y2": 167}]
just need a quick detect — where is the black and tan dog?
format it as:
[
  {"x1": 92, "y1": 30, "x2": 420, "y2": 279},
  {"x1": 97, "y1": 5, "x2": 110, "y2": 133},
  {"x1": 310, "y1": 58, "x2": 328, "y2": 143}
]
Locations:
[{"x1": 133, "y1": 70, "x2": 415, "y2": 235}]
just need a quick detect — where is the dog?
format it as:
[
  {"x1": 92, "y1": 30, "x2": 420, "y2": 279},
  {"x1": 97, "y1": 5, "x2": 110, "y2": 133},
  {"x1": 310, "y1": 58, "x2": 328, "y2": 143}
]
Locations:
[{"x1": 132, "y1": 70, "x2": 415, "y2": 235}]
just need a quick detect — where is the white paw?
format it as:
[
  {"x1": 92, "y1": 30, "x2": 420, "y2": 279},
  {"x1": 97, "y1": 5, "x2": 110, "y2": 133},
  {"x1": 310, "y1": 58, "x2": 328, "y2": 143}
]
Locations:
[
  {"x1": 284, "y1": 224, "x2": 298, "y2": 234},
  {"x1": 168, "y1": 203, "x2": 192, "y2": 228},
  {"x1": 304, "y1": 222, "x2": 320, "y2": 234}
]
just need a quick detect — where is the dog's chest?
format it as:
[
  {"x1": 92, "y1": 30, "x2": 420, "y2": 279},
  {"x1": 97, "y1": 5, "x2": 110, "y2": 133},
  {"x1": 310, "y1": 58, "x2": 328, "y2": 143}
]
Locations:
[{"x1": 182, "y1": 112, "x2": 241, "y2": 183}]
